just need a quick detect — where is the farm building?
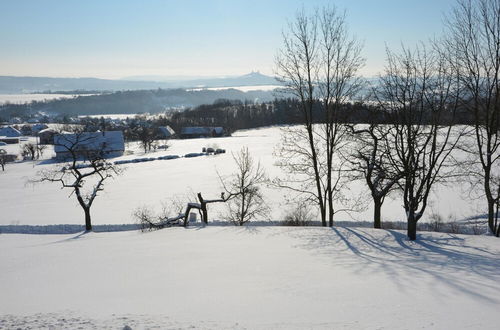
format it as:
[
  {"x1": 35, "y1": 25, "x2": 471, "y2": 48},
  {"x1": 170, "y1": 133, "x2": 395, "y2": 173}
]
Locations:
[
  {"x1": 158, "y1": 126, "x2": 176, "y2": 139},
  {"x1": 0, "y1": 126, "x2": 21, "y2": 138},
  {"x1": 38, "y1": 128, "x2": 58, "y2": 145},
  {"x1": 54, "y1": 131, "x2": 125, "y2": 160},
  {"x1": 180, "y1": 127, "x2": 224, "y2": 139}
]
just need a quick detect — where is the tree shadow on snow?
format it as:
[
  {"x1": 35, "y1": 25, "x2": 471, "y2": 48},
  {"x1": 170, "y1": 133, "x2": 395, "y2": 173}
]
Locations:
[{"x1": 295, "y1": 227, "x2": 500, "y2": 304}]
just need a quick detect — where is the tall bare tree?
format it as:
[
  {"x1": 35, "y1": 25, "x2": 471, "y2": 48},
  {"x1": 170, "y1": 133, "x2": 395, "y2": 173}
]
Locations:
[
  {"x1": 377, "y1": 45, "x2": 462, "y2": 240},
  {"x1": 444, "y1": 0, "x2": 500, "y2": 236},
  {"x1": 274, "y1": 6, "x2": 364, "y2": 226},
  {"x1": 34, "y1": 133, "x2": 122, "y2": 231}
]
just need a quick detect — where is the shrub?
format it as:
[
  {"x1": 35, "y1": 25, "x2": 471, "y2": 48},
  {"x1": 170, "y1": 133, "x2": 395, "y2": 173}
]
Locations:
[{"x1": 282, "y1": 202, "x2": 314, "y2": 226}]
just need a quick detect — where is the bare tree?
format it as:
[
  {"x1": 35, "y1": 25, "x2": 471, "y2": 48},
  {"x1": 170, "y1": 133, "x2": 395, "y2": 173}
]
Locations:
[
  {"x1": 22, "y1": 143, "x2": 37, "y2": 160},
  {"x1": 274, "y1": 6, "x2": 364, "y2": 226},
  {"x1": 220, "y1": 147, "x2": 268, "y2": 226},
  {"x1": 133, "y1": 127, "x2": 157, "y2": 153},
  {"x1": 0, "y1": 149, "x2": 6, "y2": 171},
  {"x1": 376, "y1": 44, "x2": 462, "y2": 240},
  {"x1": 444, "y1": 0, "x2": 500, "y2": 236},
  {"x1": 36, "y1": 144, "x2": 47, "y2": 159},
  {"x1": 346, "y1": 117, "x2": 402, "y2": 229},
  {"x1": 33, "y1": 133, "x2": 122, "y2": 231}
]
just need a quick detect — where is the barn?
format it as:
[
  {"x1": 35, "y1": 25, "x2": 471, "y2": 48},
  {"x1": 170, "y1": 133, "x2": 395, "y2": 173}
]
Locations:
[{"x1": 179, "y1": 127, "x2": 224, "y2": 139}]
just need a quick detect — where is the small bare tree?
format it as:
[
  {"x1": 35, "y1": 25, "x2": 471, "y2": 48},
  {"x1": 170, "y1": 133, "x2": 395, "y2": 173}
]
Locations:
[
  {"x1": 133, "y1": 127, "x2": 157, "y2": 153},
  {"x1": 22, "y1": 143, "x2": 37, "y2": 160},
  {"x1": 347, "y1": 119, "x2": 402, "y2": 229},
  {"x1": 220, "y1": 147, "x2": 268, "y2": 226},
  {"x1": 33, "y1": 133, "x2": 122, "y2": 231},
  {"x1": 36, "y1": 144, "x2": 47, "y2": 159}
]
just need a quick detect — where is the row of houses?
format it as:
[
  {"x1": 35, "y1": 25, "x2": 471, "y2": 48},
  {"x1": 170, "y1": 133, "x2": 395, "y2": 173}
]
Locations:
[
  {"x1": 51, "y1": 126, "x2": 225, "y2": 159},
  {"x1": 1, "y1": 125, "x2": 225, "y2": 141},
  {"x1": 1, "y1": 124, "x2": 226, "y2": 161}
]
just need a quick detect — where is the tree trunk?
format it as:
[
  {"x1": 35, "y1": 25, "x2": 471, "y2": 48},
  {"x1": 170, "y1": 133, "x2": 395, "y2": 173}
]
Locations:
[
  {"x1": 328, "y1": 191, "x2": 334, "y2": 227},
  {"x1": 197, "y1": 193, "x2": 208, "y2": 224},
  {"x1": 374, "y1": 198, "x2": 382, "y2": 229},
  {"x1": 407, "y1": 212, "x2": 417, "y2": 241},
  {"x1": 84, "y1": 208, "x2": 92, "y2": 231},
  {"x1": 487, "y1": 197, "x2": 495, "y2": 235}
]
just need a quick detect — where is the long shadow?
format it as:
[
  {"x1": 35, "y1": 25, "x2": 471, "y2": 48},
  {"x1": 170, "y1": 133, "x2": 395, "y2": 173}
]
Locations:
[
  {"x1": 46, "y1": 230, "x2": 92, "y2": 245},
  {"x1": 296, "y1": 227, "x2": 500, "y2": 303}
]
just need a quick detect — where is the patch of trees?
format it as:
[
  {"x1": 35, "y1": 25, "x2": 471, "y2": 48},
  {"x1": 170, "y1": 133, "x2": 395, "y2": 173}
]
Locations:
[
  {"x1": 273, "y1": 2, "x2": 500, "y2": 240},
  {"x1": 134, "y1": 148, "x2": 268, "y2": 229}
]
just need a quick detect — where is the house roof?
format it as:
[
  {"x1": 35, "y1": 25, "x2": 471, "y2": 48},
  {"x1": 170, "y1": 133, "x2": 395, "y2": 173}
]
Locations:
[
  {"x1": 54, "y1": 131, "x2": 125, "y2": 153},
  {"x1": 158, "y1": 126, "x2": 175, "y2": 137},
  {"x1": 0, "y1": 126, "x2": 21, "y2": 137},
  {"x1": 38, "y1": 128, "x2": 58, "y2": 135}
]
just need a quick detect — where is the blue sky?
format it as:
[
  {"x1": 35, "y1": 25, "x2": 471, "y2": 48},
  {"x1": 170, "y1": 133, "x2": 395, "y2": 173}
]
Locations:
[{"x1": 0, "y1": 0, "x2": 457, "y2": 79}]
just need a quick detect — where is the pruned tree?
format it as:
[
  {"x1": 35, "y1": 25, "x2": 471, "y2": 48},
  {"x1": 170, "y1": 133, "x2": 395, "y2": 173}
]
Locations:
[
  {"x1": 274, "y1": 6, "x2": 364, "y2": 226},
  {"x1": 376, "y1": 44, "x2": 462, "y2": 240},
  {"x1": 33, "y1": 133, "x2": 122, "y2": 231},
  {"x1": 346, "y1": 117, "x2": 402, "y2": 229},
  {"x1": 219, "y1": 147, "x2": 269, "y2": 226},
  {"x1": 444, "y1": 0, "x2": 500, "y2": 236}
]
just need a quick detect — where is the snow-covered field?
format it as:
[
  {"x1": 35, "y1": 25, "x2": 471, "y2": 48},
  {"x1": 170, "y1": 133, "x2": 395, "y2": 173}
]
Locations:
[
  {"x1": 0, "y1": 126, "x2": 487, "y2": 227},
  {"x1": 188, "y1": 85, "x2": 282, "y2": 92},
  {"x1": 0, "y1": 93, "x2": 82, "y2": 105},
  {"x1": 1, "y1": 226, "x2": 499, "y2": 329}
]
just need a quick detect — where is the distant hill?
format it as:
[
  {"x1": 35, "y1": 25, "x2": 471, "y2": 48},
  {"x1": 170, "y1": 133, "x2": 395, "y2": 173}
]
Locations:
[
  {"x1": 0, "y1": 88, "x2": 279, "y2": 118},
  {"x1": 0, "y1": 72, "x2": 280, "y2": 94}
]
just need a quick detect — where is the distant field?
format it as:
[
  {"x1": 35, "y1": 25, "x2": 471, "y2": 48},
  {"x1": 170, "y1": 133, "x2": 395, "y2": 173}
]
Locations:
[{"x1": 0, "y1": 126, "x2": 486, "y2": 226}]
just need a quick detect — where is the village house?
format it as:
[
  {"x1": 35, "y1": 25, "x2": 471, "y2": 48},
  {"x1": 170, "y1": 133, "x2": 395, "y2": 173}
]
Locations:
[
  {"x1": 0, "y1": 126, "x2": 21, "y2": 138},
  {"x1": 38, "y1": 128, "x2": 58, "y2": 145}
]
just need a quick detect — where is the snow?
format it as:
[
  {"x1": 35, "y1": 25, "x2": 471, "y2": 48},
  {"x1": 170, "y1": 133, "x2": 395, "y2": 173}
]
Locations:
[
  {"x1": 188, "y1": 85, "x2": 282, "y2": 92},
  {"x1": 0, "y1": 226, "x2": 499, "y2": 329},
  {"x1": 0, "y1": 126, "x2": 490, "y2": 226}
]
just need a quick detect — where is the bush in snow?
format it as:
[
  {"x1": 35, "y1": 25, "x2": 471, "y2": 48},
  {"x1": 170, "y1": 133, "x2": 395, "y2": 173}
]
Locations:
[{"x1": 281, "y1": 202, "x2": 314, "y2": 226}]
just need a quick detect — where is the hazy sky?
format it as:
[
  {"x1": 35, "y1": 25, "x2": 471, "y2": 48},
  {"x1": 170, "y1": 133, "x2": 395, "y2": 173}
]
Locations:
[{"x1": 0, "y1": 0, "x2": 457, "y2": 79}]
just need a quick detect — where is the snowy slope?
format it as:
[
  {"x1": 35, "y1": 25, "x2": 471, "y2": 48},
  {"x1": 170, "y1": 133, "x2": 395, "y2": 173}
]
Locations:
[
  {"x1": 1, "y1": 226, "x2": 499, "y2": 329},
  {"x1": 0, "y1": 126, "x2": 488, "y2": 226}
]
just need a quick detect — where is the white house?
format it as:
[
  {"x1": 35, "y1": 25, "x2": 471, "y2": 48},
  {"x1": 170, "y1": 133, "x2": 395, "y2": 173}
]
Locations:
[{"x1": 54, "y1": 131, "x2": 125, "y2": 160}]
